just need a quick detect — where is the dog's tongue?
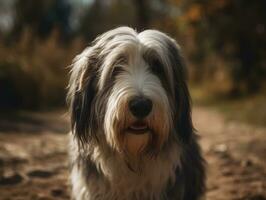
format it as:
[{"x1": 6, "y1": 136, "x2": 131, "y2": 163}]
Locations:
[{"x1": 130, "y1": 121, "x2": 147, "y2": 130}]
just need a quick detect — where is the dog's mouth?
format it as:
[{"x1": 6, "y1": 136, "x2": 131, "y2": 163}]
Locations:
[
  {"x1": 127, "y1": 121, "x2": 150, "y2": 135},
  {"x1": 125, "y1": 121, "x2": 151, "y2": 156}
]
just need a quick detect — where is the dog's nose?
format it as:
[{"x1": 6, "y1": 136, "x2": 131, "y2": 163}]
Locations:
[{"x1": 129, "y1": 97, "x2": 152, "y2": 118}]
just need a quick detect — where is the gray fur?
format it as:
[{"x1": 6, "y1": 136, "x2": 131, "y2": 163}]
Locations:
[{"x1": 67, "y1": 27, "x2": 205, "y2": 200}]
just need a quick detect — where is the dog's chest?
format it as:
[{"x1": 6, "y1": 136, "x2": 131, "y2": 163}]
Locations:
[{"x1": 86, "y1": 144, "x2": 180, "y2": 200}]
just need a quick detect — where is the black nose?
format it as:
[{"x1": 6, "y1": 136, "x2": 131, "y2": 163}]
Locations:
[{"x1": 129, "y1": 97, "x2": 152, "y2": 118}]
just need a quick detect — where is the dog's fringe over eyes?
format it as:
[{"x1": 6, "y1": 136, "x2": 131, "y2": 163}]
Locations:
[{"x1": 67, "y1": 26, "x2": 205, "y2": 200}]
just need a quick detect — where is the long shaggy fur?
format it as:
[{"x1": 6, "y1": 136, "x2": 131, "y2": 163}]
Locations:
[{"x1": 67, "y1": 27, "x2": 205, "y2": 200}]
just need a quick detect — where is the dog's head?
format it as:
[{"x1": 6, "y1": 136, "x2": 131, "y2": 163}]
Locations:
[{"x1": 67, "y1": 27, "x2": 193, "y2": 159}]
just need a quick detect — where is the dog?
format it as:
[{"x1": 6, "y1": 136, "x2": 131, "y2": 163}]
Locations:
[{"x1": 67, "y1": 27, "x2": 205, "y2": 200}]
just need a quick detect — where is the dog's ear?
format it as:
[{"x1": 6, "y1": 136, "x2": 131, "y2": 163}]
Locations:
[
  {"x1": 67, "y1": 48, "x2": 99, "y2": 145},
  {"x1": 167, "y1": 40, "x2": 194, "y2": 143}
]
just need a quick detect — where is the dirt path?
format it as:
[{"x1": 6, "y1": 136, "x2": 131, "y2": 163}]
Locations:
[
  {"x1": 0, "y1": 107, "x2": 265, "y2": 200},
  {"x1": 194, "y1": 107, "x2": 266, "y2": 200}
]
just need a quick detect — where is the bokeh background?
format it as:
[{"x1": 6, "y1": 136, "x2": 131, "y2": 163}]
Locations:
[
  {"x1": 1, "y1": 0, "x2": 265, "y2": 112},
  {"x1": 0, "y1": 0, "x2": 266, "y2": 200}
]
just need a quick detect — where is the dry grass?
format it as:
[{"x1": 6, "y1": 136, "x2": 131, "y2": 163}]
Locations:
[
  {"x1": 0, "y1": 28, "x2": 86, "y2": 109},
  {"x1": 191, "y1": 85, "x2": 266, "y2": 127}
]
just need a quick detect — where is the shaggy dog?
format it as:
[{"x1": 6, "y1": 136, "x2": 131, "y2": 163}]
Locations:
[{"x1": 67, "y1": 27, "x2": 205, "y2": 200}]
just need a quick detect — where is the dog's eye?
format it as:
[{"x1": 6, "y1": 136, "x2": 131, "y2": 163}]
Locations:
[
  {"x1": 150, "y1": 59, "x2": 164, "y2": 76},
  {"x1": 111, "y1": 66, "x2": 124, "y2": 77}
]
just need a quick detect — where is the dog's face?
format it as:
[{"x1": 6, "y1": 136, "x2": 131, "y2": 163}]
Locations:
[{"x1": 68, "y1": 27, "x2": 193, "y2": 159}]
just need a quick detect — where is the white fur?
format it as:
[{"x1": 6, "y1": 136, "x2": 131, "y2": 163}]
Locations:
[
  {"x1": 103, "y1": 48, "x2": 172, "y2": 153},
  {"x1": 69, "y1": 134, "x2": 181, "y2": 200},
  {"x1": 68, "y1": 27, "x2": 202, "y2": 200}
]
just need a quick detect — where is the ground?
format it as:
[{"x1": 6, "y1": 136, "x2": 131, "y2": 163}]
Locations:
[{"x1": 0, "y1": 107, "x2": 265, "y2": 200}]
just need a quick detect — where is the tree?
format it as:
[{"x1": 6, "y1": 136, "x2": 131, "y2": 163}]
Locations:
[
  {"x1": 11, "y1": 0, "x2": 72, "y2": 41},
  {"x1": 181, "y1": 0, "x2": 266, "y2": 95}
]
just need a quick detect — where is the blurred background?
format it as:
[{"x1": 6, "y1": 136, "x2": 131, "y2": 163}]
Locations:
[
  {"x1": 0, "y1": 0, "x2": 265, "y2": 200},
  {"x1": 0, "y1": 0, "x2": 265, "y2": 111}
]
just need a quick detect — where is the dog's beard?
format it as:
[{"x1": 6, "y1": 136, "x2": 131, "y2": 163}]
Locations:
[{"x1": 104, "y1": 84, "x2": 172, "y2": 169}]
